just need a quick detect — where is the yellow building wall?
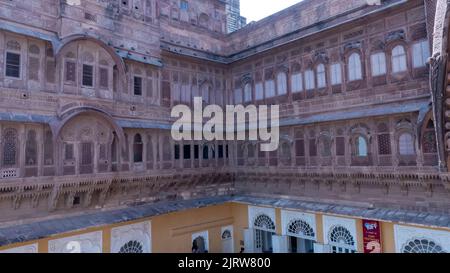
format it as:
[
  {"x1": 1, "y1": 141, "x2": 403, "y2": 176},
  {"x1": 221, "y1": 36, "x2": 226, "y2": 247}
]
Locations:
[
  {"x1": 230, "y1": 202, "x2": 249, "y2": 253},
  {"x1": 1, "y1": 202, "x2": 450, "y2": 253},
  {"x1": 152, "y1": 203, "x2": 234, "y2": 253}
]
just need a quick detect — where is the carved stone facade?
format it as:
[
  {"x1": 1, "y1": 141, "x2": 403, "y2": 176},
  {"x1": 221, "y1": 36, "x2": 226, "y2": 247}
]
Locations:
[{"x1": 0, "y1": 0, "x2": 449, "y2": 252}]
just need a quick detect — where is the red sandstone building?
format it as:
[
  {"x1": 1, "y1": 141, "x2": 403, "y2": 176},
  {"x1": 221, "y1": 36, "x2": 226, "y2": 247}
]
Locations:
[{"x1": 0, "y1": 0, "x2": 448, "y2": 253}]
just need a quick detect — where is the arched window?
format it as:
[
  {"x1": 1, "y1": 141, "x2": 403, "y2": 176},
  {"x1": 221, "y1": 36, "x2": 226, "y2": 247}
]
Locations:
[
  {"x1": 330, "y1": 63, "x2": 342, "y2": 85},
  {"x1": 304, "y1": 69, "x2": 315, "y2": 90},
  {"x1": 392, "y1": 45, "x2": 407, "y2": 73},
  {"x1": 201, "y1": 84, "x2": 211, "y2": 105},
  {"x1": 377, "y1": 123, "x2": 391, "y2": 155},
  {"x1": 291, "y1": 72, "x2": 303, "y2": 93},
  {"x1": 412, "y1": 40, "x2": 430, "y2": 68},
  {"x1": 264, "y1": 78, "x2": 275, "y2": 98},
  {"x1": 255, "y1": 81, "x2": 264, "y2": 100},
  {"x1": 133, "y1": 134, "x2": 143, "y2": 162},
  {"x1": 316, "y1": 64, "x2": 326, "y2": 88},
  {"x1": 348, "y1": 53, "x2": 362, "y2": 81},
  {"x1": 371, "y1": 52, "x2": 387, "y2": 76},
  {"x1": 287, "y1": 220, "x2": 315, "y2": 240},
  {"x1": 244, "y1": 83, "x2": 252, "y2": 102},
  {"x1": 276, "y1": 72, "x2": 287, "y2": 95},
  {"x1": 329, "y1": 226, "x2": 356, "y2": 253},
  {"x1": 5, "y1": 40, "x2": 21, "y2": 78},
  {"x1": 44, "y1": 130, "x2": 54, "y2": 165},
  {"x1": 25, "y1": 130, "x2": 37, "y2": 166},
  {"x1": 119, "y1": 240, "x2": 144, "y2": 253},
  {"x1": 234, "y1": 88, "x2": 243, "y2": 104},
  {"x1": 222, "y1": 230, "x2": 232, "y2": 240},
  {"x1": 399, "y1": 133, "x2": 415, "y2": 155},
  {"x1": 402, "y1": 239, "x2": 445, "y2": 253},
  {"x1": 320, "y1": 135, "x2": 332, "y2": 157},
  {"x1": 356, "y1": 136, "x2": 368, "y2": 157},
  {"x1": 254, "y1": 214, "x2": 276, "y2": 231},
  {"x1": 423, "y1": 120, "x2": 437, "y2": 153},
  {"x1": 199, "y1": 13, "x2": 209, "y2": 28},
  {"x1": 3, "y1": 128, "x2": 18, "y2": 166}
]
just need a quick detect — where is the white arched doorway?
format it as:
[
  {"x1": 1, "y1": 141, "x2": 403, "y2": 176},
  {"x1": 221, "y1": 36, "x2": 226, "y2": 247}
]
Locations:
[
  {"x1": 253, "y1": 214, "x2": 276, "y2": 253},
  {"x1": 286, "y1": 219, "x2": 316, "y2": 253}
]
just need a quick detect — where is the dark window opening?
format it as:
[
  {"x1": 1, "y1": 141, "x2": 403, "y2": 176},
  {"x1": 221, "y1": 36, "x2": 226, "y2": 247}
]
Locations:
[
  {"x1": 218, "y1": 145, "x2": 224, "y2": 158},
  {"x1": 194, "y1": 145, "x2": 199, "y2": 159},
  {"x1": 174, "y1": 144, "x2": 180, "y2": 160},
  {"x1": 134, "y1": 76, "x2": 142, "y2": 96},
  {"x1": 183, "y1": 145, "x2": 191, "y2": 159},
  {"x1": 203, "y1": 146, "x2": 209, "y2": 159},
  {"x1": 82, "y1": 64, "x2": 94, "y2": 87},
  {"x1": 133, "y1": 134, "x2": 143, "y2": 162},
  {"x1": 6, "y1": 52, "x2": 20, "y2": 78},
  {"x1": 309, "y1": 139, "x2": 317, "y2": 157},
  {"x1": 73, "y1": 195, "x2": 81, "y2": 206}
]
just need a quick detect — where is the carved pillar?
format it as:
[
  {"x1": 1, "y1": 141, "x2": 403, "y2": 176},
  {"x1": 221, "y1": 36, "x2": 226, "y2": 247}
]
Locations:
[
  {"x1": 18, "y1": 124, "x2": 25, "y2": 177},
  {"x1": 93, "y1": 141, "x2": 99, "y2": 174},
  {"x1": 37, "y1": 125, "x2": 44, "y2": 177},
  {"x1": 74, "y1": 142, "x2": 80, "y2": 175},
  {"x1": 390, "y1": 119, "x2": 399, "y2": 168},
  {"x1": 429, "y1": 53, "x2": 447, "y2": 171}
]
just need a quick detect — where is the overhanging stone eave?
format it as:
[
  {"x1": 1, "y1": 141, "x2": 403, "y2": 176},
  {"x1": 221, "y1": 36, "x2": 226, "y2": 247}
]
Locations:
[{"x1": 161, "y1": 0, "x2": 409, "y2": 65}]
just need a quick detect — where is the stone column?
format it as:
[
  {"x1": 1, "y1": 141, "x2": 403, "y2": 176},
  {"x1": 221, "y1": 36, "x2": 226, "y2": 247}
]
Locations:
[{"x1": 18, "y1": 124, "x2": 26, "y2": 177}]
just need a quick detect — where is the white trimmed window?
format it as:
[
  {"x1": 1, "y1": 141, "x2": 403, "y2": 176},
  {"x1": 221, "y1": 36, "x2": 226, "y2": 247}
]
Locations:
[
  {"x1": 399, "y1": 133, "x2": 415, "y2": 155},
  {"x1": 348, "y1": 53, "x2": 362, "y2": 81},
  {"x1": 412, "y1": 40, "x2": 430, "y2": 68},
  {"x1": 265, "y1": 79, "x2": 275, "y2": 98},
  {"x1": 255, "y1": 82, "x2": 264, "y2": 100},
  {"x1": 316, "y1": 64, "x2": 326, "y2": 88},
  {"x1": 305, "y1": 69, "x2": 315, "y2": 90},
  {"x1": 291, "y1": 72, "x2": 303, "y2": 93},
  {"x1": 370, "y1": 52, "x2": 387, "y2": 76},
  {"x1": 277, "y1": 72, "x2": 287, "y2": 95},
  {"x1": 244, "y1": 83, "x2": 252, "y2": 102},
  {"x1": 330, "y1": 63, "x2": 342, "y2": 85},
  {"x1": 392, "y1": 45, "x2": 407, "y2": 73}
]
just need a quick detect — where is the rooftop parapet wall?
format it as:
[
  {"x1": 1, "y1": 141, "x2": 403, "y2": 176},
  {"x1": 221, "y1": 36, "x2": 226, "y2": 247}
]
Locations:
[{"x1": 225, "y1": 0, "x2": 405, "y2": 56}]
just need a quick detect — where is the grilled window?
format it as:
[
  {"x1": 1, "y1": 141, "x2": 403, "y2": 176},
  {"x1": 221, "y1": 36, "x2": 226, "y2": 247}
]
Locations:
[
  {"x1": 82, "y1": 64, "x2": 94, "y2": 87},
  {"x1": 6, "y1": 52, "x2": 20, "y2": 78}
]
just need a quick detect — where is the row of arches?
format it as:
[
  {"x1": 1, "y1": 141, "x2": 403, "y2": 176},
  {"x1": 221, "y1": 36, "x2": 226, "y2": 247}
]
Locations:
[
  {"x1": 232, "y1": 38, "x2": 430, "y2": 104},
  {"x1": 1, "y1": 32, "x2": 159, "y2": 104},
  {"x1": 236, "y1": 118, "x2": 437, "y2": 168}
]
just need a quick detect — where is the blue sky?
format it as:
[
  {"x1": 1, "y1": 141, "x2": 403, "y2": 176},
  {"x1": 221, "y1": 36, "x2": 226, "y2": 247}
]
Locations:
[{"x1": 241, "y1": 0, "x2": 303, "y2": 22}]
